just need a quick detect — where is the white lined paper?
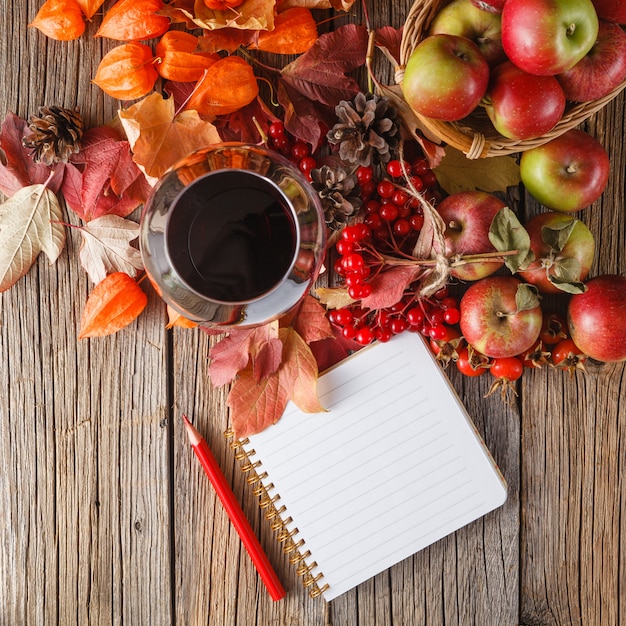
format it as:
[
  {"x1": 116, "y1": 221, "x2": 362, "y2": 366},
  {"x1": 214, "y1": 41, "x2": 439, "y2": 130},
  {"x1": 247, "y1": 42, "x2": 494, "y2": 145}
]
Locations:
[{"x1": 243, "y1": 332, "x2": 507, "y2": 601}]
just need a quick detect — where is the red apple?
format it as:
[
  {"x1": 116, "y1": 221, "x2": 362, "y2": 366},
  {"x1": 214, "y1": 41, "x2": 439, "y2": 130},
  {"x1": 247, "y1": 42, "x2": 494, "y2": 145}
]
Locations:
[
  {"x1": 435, "y1": 191, "x2": 506, "y2": 281},
  {"x1": 519, "y1": 129, "x2": 610, "y2": 212},
  {"x1": 470, "y1": 0, "x2": 507, "y2": 14},
  {"x1": 567, "y1": 274, "x2": 626, "y2": 361},
  {"x1": 517, "y1": 212, "x2": 595, "y2": 294},
  {"x1": 428, "y1": 0, "x2": 506, "y2": 66},
  {"x1": 483, "y1": 61, "x2": 566, "y2": 140},
  {"x1": 401, "y1": 34, "x2": 489, "y2": 121},
  {"x1": 459, "y1": 276, "x2": 543, "y2": 358},
  {"x1": 591, "y1": 0, "x2": 626, "y2": 23},
  {"x1": 557, "y1": 21, "x2": 626, "y2": 102},
  {"x1": 502, "y1": 0, "x2": 599, "y2": 75}
]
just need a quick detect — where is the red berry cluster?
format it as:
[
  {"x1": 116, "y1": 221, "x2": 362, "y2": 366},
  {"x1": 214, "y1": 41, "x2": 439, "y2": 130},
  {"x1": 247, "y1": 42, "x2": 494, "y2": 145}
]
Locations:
[
  {"x1": 268, "y1": 121, "x2": 317, "y2": 179},
  {"x1": 355, "y1": 156, "x2": 439, "y2": 255}
]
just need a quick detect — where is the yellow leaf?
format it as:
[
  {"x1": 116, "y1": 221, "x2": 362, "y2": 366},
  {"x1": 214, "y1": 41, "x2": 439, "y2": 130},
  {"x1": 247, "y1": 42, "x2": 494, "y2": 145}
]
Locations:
[
  {"x1": 435, "y1": 147, "x2": 521, "y2": 195},
  {"x1": 118, "y1": 91, "x2": 222, "y2": 180},
  {"x1": 315, "y1": 286, "x2": 355, "y2": 310}
]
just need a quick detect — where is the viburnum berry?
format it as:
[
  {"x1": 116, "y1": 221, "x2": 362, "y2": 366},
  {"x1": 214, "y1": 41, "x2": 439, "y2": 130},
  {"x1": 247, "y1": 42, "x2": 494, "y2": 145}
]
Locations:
[
  {"x1": 379, "y1": 203, "x2": 399, "y2": 222},
  {"x1": 386, "y1": 159, "x2": 406, "y2": 178},
  {"x1": 355, "y1": 326, "x2": 375, "y2": 345},
  {"x1": 406, "y1": 306, "x2": 425, "y2": 327},
  {"x1": 377, "y1": 180, "x2": 395, "y2": 199},
  {"x1": 268, "y1": 121, "x2": 285, "y2": 138},
  {"x1": 356, "y1": 165, "x2": 373, "y2": 184},
  {"x1": 290, "y1": 141, "x2": 310, "y2": 160}
]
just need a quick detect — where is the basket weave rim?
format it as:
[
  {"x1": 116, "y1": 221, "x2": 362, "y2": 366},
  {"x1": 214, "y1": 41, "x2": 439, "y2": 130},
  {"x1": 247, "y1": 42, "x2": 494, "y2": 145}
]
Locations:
[{"x1": 397, "y1": 0, "x2": 626, "y2": 158}]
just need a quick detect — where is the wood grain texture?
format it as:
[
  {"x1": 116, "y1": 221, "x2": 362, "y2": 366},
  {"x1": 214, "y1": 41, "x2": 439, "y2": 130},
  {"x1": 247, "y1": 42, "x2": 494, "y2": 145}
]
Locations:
[{"x1": 0, "y1": 0, "x2": 624, "y2": 624}]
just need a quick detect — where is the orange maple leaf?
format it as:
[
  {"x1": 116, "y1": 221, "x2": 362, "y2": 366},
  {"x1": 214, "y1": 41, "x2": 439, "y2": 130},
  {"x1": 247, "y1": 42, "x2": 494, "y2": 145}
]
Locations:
[
  {"x1": 79, "y1": 272, "x2": 148, "y2": 338},
  {"x1": 118, "y1": 91, "x2": 221, "y2": 180},
  {"x1": 228, "y1": 327, "x2": 324, "y2": 438}
]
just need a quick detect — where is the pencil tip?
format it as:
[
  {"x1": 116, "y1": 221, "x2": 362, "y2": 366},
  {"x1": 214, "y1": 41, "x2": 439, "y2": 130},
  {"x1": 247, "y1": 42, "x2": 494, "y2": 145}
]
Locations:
[{"x1": 181, "y1": 414, "x2": 201, "y2": 446}]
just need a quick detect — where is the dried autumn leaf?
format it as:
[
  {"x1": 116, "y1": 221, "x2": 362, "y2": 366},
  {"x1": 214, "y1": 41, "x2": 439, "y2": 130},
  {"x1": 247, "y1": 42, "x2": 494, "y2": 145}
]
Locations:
[
  {"x1": 287, "y1": 294, "x2": 334, "y2": 344},
  {"x1": 29, "y1": 0, "x2": 86, "y2": 41},
  {"x1": 93, "y1": 43, "x2": 158, "y2": 101},
  {"x1": 118, "y1": 91, "x2": 221, "y2": 179},
  {"x1": 228, "y1": 327, "x2": 323, "y2": 438},
  {"x1": 254, "y1": 8, "x2": 317, "y2": 55},
  {"x1": 184, "y1": 0, "x2": 275, "y2": 31},
  {"x1": 155, "y1": 31, "x2": 219, "y2": 82},
  {"x1": 280, "y1": 0, "x2": 356, "y2": 10},
  {"x1": 315, "y1": 285, "x2": 354, "y2": 310},
  {"x1": 0, "y1": 184, "x2": 65, "y2": 291},
  {"x1": 186, "y1": 55, "x2": 259, "y2": 117},
  {"x1": 251, "y1": 336, "x2": 283, "y2": 382},
  {"x1": 166, "y1": 305, "x2": 198, "y2": 328},
  {"x1": 62, "y1": 126, "x2": 151, "y2": 221},
  {"x1": 96, "y1": 0, "x2": 171, "y2": 42},
  {"x1": 76, "y1": 214, "x2": 143, "y2": 284},
  {"x1": 0, "y1": 112, "x2": 65, "y2": 197},
  {"x1": 79, "y1": 271, "x2": 147, "y2": 338},
  {"x1": 208, "y1": 321, "x2": 279, "y2": 387},
  {"x1": 74, "y1": 0, "x2": 106, "y2": 19},
  {"x1": 360, "y1": 265, "x2": 424, "y2": 310}
]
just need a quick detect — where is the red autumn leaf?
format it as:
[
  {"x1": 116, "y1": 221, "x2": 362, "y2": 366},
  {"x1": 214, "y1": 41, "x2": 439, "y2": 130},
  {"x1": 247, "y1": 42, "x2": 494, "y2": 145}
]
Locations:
[
  {"x1": 212, "y1": 96, "x2": 279, "y2": 144},
  {"x1": 252, "y1": 336, "x2": 283, "y2": 382},
  {"x1": 309, "y1": 325, "x2": 362, "y2": 373},
  {"x1": 360, "y1": 265, "x2": 424, "y2": 310},
  {"x1": 278, "y1": 24, "x2": 368, "y2": 146},
  {"x1": 29, "y1": 0, "x2": 86, "y2": 41},
  {"x1": 0, "y1": 112, "x2": 65, "y2": 197},
  {"x1": 228, "y1": 327, "x2": 323, "y2": 438},
  {"x1": 79, "y1": 272, "x2": 148, "y2": 338},
  {"x1": 185, "y1": 55, "x2": 259, "y2": 117},
  {"x1": 93, "y1": 43, "x2": 159, "y2": 101},
  {"x1": 96, "y1": 0, "x2": 170, "y2": 42},
  {"x1": 286, "y1": 294, "x2": 334, "y2": 344},
  {"x1": 208, "y1": 322, "x2": 279, "y2": 387},
  {"x1": 62, "y1": 126, "x2": 151, "y2": 220},
  {"x1": 375, "y1": 26, "x2": 403, "y2": 66}
]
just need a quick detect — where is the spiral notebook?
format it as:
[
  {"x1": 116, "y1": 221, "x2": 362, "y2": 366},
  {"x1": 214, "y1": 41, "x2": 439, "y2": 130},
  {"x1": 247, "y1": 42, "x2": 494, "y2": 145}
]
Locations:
[{"x1": 229, "y1": 332, "x2": 507, "y2": 601}]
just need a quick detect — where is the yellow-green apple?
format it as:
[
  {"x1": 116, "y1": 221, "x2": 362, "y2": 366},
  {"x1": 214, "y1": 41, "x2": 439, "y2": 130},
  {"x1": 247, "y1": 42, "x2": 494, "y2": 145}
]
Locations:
[
  {"x1": 428, "y1": 0, "x2": 506, "y2": 66},
  {"x1": 470, "y1": 0, "x2": 507, "y2": 13},
  {"x1": 519, "y1": 129, "x2": 610, "y2": 211},
  {"x1": 501, "y1": 0, "x2": 599, "y2": 75},
  {"x1": 435, "y1": 191, "x2": 506, "y2": 281},
  {"x1": 567, "y1": 274, "x2": 626, "y2": 361},
  {"x1": 516, "y1": 212, "x2": 595, "y2": 294},
  {"x1": 483, "y1": 61, "x2": 566, "y2": 139},
  {"x1": 591, "y1": 0, "x2": 626, "y2": 23},
  {"x1": 402, "y1": 34, "x2": 489, "y2": 121},
  {"x1": 459, "y1": 276, "x2": 543, "y2": 358},
  {"x1": 556, "y1": 21, "x2": 626, "y2": 102}
]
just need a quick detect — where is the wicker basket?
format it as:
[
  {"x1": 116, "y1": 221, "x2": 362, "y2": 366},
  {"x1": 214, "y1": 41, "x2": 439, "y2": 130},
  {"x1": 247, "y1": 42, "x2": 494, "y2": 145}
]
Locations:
[{"x1": 397, "y1": 0, "x2": 626, "y2": 158}]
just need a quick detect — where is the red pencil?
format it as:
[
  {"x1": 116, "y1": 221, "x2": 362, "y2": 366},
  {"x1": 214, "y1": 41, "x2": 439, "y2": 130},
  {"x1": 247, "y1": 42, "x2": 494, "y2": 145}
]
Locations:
[{"x1": 181, "y1": 414, "x2": 286, "y2": 601}]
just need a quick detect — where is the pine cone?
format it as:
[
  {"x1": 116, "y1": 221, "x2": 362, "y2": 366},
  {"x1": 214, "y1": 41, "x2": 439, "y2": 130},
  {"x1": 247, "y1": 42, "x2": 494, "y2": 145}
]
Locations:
[
  {"x1": 22, "y1": 105, "x2": 84, "y2": 165},
  {"x1": 310, "y1": 165, "x2": 362, "y2": 231},
  {"x1": 327, "y1": 93, "x2": 399, "y2": 167}
]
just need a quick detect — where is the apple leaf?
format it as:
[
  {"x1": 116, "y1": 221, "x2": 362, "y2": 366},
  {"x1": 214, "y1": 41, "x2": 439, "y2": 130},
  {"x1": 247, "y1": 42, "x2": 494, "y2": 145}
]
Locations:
[
  {"x1": 0, "y1": 184, "x2": 65, "y2": 292},
  {"x1": 489, "y1": 206, "x2": 534, "y2": 274},
  {"x1": 76, "y1": 214, "x2": 143, "y2": 284},
  {"x1": 541, "y1": 218, "x2": 578, "y2": 254},
  {"x1": 515, "y1": 283, "x2": 541, "y2": 313},
  {"x1": 549, "y1": 256, "x2": 587, "y2": 294},
  {"x1": 435, "y1": 146, "x2": 521, "y2": 195}
]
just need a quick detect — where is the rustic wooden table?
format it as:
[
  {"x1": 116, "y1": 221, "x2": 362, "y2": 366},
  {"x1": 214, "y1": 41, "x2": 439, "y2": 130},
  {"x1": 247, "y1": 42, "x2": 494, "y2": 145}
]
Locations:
[{"x1": 1, "y1": 2, "x2": 625, "y2": 625}]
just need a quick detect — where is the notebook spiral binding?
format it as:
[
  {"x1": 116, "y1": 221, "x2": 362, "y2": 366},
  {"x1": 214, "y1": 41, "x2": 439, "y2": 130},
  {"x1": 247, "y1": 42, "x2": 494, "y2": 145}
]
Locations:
[{"x1": 224, "y1": 429, "x2": 329, "y2": 599}]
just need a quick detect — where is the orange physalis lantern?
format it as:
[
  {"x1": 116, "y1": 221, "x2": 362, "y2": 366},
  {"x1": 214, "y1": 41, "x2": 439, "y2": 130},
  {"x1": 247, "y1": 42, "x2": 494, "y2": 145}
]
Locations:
[
  {"x1": 255, "y1": 8, "x2": 318, "y2": 55},
  {"x1": 93, "y1": 43, "x2": 158, "y2": 100},
  {"x1": 203, "y1": 0, "x2": 245, "y2": 10},
  {"x1": 155, "y1": 31, "x2": 219, "y2": 83},
  {"x1": 29, "y1": 0, "x2": 86, "y2": 41},
  {"x1": 95, "y1": 0, "x2": 170, "y2": 42},
  {"x1": 186, "y1": 56, "x2": 259, "y2": 117}
]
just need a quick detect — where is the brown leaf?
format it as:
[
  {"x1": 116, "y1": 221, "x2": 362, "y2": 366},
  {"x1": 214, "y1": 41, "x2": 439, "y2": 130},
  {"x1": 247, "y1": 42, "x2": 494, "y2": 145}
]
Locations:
[
  {"x1": 118, "y1": 91, "x2": 221, "y2": 180},
  {"x1": 315, "y1": 285, "x2": 355, "y2": 310},
  {"x1": 79, "y1": 272, "x2": 148, "y2": 338},
  {"x1": 0, "y1": 184, "x2": 65, "y2": 292},
  {"x1": 288, "y1": 294, "x2": 334, "y2": 344},
  {"x1": 252, "y1": 337, "x2": 283, "y2": 382},
  {"x1": 76, "y1": 214, "x2": 143, "y2": 284}
]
